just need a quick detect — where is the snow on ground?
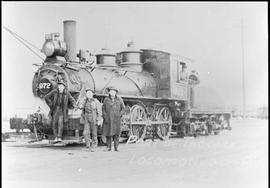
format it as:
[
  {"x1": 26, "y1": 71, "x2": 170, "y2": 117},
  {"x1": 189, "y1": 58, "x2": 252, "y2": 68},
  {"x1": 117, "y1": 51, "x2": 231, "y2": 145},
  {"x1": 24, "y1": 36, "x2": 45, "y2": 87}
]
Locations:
[{"x1": 2, "y1": 118, "x2": 268, "y2": 188}]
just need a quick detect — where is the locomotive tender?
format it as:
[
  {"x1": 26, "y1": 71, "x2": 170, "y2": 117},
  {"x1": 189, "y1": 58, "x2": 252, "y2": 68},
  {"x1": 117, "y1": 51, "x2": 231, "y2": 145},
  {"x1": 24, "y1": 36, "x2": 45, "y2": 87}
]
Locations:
[{"x1": 10, "y1": 20, "x2": 231, "y2": 143}]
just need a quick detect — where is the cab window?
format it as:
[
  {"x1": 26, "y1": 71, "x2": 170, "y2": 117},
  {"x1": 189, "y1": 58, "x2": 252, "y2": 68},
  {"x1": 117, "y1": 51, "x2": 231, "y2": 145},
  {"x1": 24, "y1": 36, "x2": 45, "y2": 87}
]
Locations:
[{"x1": 177, "y1": 61, "x2": 187, "y2": 82}]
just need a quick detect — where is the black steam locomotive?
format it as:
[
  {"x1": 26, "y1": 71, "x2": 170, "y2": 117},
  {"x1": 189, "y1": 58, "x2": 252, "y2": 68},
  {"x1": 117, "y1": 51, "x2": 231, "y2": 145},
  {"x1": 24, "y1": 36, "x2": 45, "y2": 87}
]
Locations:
[{"x1": 9, "y1": 20, "x2": 231, "y2": 144}]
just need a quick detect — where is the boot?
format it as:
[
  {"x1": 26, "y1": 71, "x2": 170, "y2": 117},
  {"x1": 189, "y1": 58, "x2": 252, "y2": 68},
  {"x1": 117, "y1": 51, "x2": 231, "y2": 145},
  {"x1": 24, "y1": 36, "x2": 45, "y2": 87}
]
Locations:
[
  {"x1": 104, "y1": 136, "x2": 112, "y2": 151},
  {"x1": 113, "y1": 135, "x2": 119, "y2": 152},
  {"x1": 89, "y1": 142, "x2": 95, "y2": 152},
  {"x1": 103, "y1": 147, "x2": 111, "y2": 152}
]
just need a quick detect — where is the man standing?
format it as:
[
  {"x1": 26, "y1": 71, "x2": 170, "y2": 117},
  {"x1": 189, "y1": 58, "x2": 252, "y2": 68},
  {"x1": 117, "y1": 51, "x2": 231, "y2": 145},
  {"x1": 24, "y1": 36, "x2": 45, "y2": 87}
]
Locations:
[
  {"x1": 102, "y1": 86, "x2": 125, "y2": 152},
  {"x1": 206, "y1": 115, "x2": 214, "y2": 135},
  {"x1": 79, "y1": 88, "x2": 102, "y2": 152},
  {"x1": 44, "y1": 80, "x2": 76, "y2": 142}
]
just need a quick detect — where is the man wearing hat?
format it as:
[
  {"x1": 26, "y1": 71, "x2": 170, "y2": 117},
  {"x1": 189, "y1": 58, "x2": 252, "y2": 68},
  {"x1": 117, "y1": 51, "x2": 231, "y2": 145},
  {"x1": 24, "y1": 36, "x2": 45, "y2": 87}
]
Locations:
[
  {"x1": 200, "y1": 116, "x2": 209, "y2": 135},
  {"x1": 44, "y1": 80, "x2": 76, "y2": 142},
  {"x1": 79, "y1": 88, "x2": 102, "y2": 151},
  {"x1": 102, "y1": 86, "x2": 125, "y2": 151}
]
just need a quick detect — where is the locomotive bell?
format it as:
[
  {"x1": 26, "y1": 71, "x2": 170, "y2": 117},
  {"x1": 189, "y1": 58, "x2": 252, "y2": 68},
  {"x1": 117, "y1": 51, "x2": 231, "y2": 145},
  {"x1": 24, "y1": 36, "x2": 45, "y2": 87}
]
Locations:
[{"x1": 41, "y1": 33, "x2": 67, "y2": 58}]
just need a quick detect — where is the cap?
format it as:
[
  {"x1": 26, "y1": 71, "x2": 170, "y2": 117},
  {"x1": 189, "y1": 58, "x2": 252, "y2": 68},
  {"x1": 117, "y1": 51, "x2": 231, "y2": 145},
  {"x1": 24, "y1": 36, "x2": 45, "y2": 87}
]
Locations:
[
  {"x1": 85, "y1": 88, "x2": 94, "y2": 93},
  {"x1": 106, "y1": 86, "x2": 118, "y2": 93},
  {"x1": 58, "y1": 80, "x2": 66, "y2": 87}
]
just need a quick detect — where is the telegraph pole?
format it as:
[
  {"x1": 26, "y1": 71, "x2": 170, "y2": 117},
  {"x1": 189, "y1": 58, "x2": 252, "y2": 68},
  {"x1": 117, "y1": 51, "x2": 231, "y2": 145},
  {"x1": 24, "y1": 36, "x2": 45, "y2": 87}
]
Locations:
[{"x1": 241, "y1": 18, "x2": 246, "y2": 119}]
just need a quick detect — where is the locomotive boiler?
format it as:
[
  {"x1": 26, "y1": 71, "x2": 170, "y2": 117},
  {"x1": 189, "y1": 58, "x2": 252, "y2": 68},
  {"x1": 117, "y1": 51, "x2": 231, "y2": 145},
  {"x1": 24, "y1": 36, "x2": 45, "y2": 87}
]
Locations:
[{"x1": 9, "y1": 20, "x2": 232, "y2": 144}]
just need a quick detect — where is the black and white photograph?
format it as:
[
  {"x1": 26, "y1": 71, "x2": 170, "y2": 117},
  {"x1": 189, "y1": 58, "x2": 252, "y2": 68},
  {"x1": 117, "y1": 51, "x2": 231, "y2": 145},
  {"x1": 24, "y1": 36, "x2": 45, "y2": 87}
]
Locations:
[{"x1": 2, "y1": 2, "x2": 268, "y2": 188}]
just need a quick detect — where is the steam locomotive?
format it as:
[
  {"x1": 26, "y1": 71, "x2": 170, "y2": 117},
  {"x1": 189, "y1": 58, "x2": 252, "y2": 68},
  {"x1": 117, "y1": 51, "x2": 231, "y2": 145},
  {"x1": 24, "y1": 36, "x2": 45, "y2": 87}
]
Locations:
[{"x1": 9, "y1": 20, "x2": 231, "y2": 144}]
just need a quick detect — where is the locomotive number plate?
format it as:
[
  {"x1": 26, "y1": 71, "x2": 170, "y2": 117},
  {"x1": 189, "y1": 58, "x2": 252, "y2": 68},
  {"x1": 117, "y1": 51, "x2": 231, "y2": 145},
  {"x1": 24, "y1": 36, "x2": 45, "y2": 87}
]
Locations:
[
  {"x1": 39, "y1": 83, "x2": 51, "y2": 89},
  {"x1": 38, "y1": 78, "x2": 52, "y2": 94}
]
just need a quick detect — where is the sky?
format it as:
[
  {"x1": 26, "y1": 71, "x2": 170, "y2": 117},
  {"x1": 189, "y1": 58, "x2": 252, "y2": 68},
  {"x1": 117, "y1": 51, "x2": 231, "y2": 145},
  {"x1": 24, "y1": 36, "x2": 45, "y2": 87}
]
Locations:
[{"x1": 2, "y1": 2, "x2": 268, "y2": 117}]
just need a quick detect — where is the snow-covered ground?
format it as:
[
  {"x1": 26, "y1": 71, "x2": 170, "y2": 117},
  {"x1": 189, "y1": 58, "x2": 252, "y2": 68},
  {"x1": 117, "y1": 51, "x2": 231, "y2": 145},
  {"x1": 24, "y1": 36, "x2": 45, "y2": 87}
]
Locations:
[{"x1": 2, "y1": 118, "x2": 268, "y2": 188}]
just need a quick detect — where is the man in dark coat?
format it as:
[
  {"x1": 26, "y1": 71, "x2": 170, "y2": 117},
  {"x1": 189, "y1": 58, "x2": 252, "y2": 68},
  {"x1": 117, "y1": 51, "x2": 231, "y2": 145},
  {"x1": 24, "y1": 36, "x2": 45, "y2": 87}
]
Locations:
[
  {"x1": 44, "y1": 80, "x2": 76, "y2": 141},
  {"x1": 102, "y1": 86, "x2": 125, "y2": 151}
]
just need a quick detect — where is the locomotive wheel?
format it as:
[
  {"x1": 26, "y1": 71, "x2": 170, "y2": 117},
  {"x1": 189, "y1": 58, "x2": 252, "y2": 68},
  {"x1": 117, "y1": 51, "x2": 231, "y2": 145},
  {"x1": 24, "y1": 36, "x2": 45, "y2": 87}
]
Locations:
[
  {"x1": 152, "y1": 106, "x2": 161, "y2": 120},
  {"x1": 120, "y1": 106, "x2": 131, "y2": 134},
  {"x1": 156, "y1": 107, "x2": 172, "y2": 140},
  {"x1": 130, "y1": 104, "x2": 147, "y2": 142}
]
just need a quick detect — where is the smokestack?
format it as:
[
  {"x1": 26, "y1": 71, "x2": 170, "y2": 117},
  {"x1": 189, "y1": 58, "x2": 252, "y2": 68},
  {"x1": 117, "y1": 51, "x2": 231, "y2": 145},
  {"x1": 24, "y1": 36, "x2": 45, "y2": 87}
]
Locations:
[{"x1": 63, "y1": 20, "x2": 77, "y2": 62}]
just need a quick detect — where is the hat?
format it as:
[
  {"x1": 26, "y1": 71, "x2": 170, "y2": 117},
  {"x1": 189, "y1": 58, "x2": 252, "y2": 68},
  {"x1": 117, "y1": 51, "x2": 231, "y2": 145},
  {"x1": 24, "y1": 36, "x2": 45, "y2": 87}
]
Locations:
[
  {"x1": 85, "y1": 88, "x2": 94, "y2": 93},
  {"x1": 58, "y1": 80, "x2": 66, "y2": 86},
  {"x1": 106, "y1": 86, "x2": 118, "y2": 93}
]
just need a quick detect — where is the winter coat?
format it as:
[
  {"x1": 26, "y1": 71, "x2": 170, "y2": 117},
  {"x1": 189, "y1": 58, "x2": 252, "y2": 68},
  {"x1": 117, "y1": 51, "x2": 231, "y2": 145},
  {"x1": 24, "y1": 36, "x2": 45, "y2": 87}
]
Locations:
[
  {"x1": 44, "y1": 89, "x2": 76, "y2": 124},
  {"x1": 102, "y1": 95, "x2": 125, "y2": 136}
]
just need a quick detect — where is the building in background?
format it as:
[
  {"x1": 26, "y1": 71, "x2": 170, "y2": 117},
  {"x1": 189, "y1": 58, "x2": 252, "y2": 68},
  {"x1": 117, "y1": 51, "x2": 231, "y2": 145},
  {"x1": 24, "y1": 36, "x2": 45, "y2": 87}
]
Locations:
[{"x1": 231, "y1": 104, "x2": 268, "y2": 119}]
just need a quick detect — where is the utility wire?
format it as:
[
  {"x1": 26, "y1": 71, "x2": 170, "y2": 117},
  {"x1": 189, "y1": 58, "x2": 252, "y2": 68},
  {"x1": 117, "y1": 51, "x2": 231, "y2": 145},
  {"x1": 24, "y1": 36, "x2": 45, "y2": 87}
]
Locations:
[
  {"x1": 3, "y1": 26, "x2": 45, "y2": 61},
  {"x1": 4, "y1": 26, "x2": 41, "y2": 51}
]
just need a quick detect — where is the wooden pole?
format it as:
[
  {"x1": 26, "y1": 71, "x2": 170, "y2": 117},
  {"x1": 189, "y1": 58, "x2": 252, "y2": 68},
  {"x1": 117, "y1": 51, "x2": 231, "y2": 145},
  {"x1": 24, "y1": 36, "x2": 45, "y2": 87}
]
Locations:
[{"x1": 241, "y1": 18, "x2": 246, "y2": 119}]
